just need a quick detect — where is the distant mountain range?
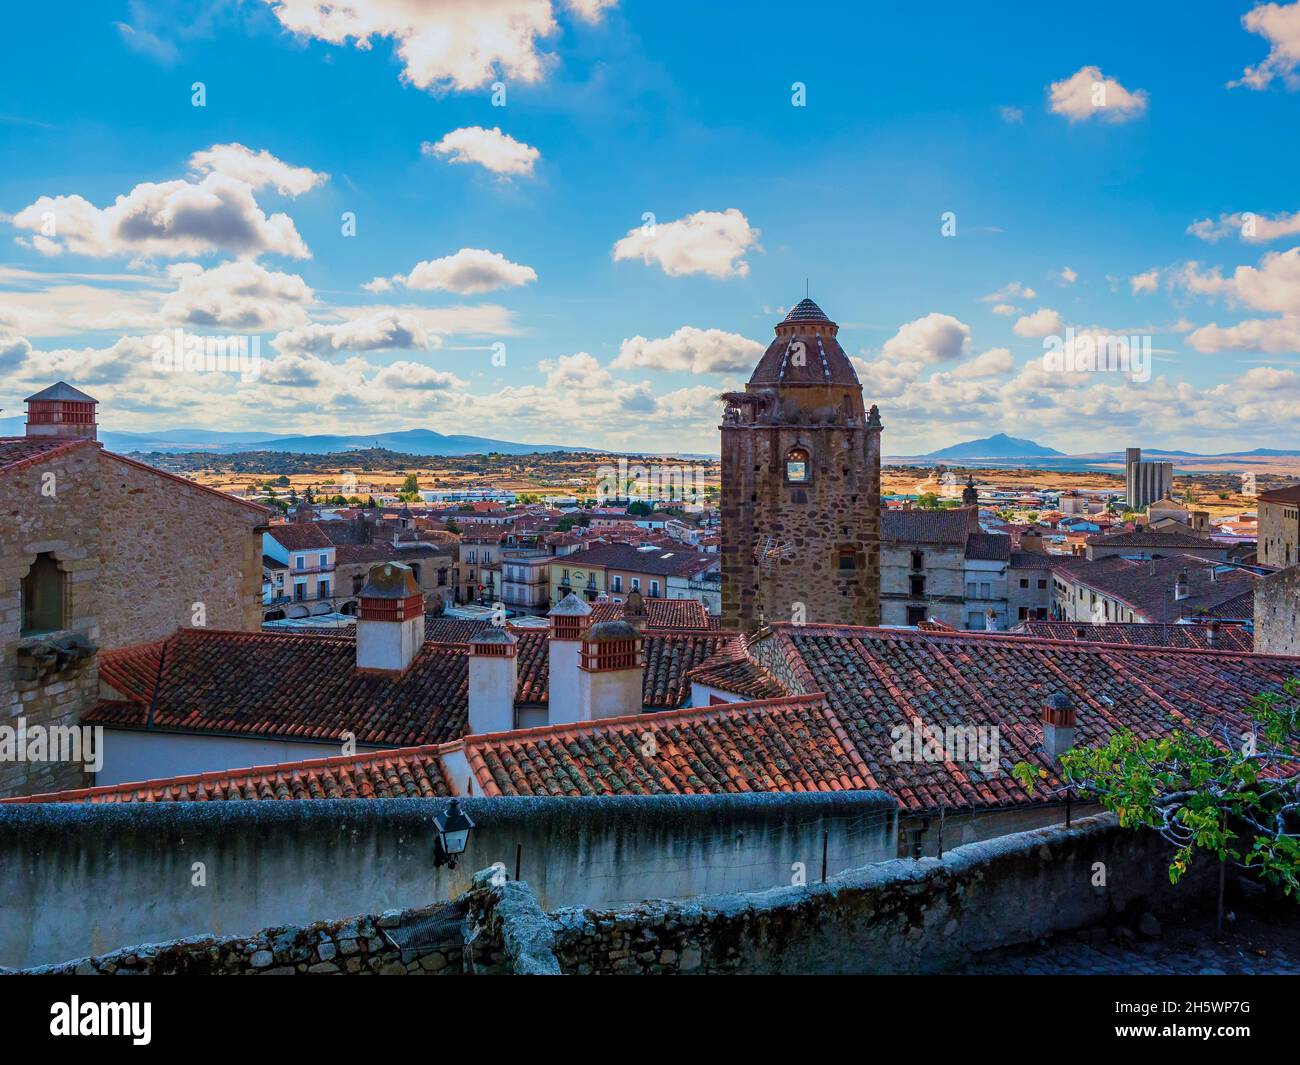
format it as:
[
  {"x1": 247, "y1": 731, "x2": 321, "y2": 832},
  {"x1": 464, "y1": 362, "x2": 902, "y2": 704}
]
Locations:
[
  {"x1": 924, "y1": 434, "x2": 1065, "y2": 460},
  {"x1": 896, "y1": 434, "x2": 1300, "y2": 462},
  {"x1": 0, "y1": 419, "x2": 601, "y2": 457}
]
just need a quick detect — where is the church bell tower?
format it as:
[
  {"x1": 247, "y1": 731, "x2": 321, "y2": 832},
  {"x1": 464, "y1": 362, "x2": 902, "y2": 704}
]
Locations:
[{"x1": 720, "y1": 298, "x2": 882, "y2": 634}]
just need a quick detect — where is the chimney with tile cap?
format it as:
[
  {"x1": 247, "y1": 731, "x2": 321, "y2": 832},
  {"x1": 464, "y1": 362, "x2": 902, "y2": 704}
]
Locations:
[
  {"x1": 25, "y1": 381, "x2": 98, "y2": 441},
  {"x1": 1042, "y1": 691, "x2": 1076, "y2": 762},
  {"x1": 468, "y1": 627, "x2": 517, "y2": 734},
  {"x1": 548, "y1": 592, "x2": 592, "y2": 725},
  {"x1": 1174, "y1": 568, "x2": 1190, "y2": 601},
  {"x1": 578, "y1": 620, "x2": 644, "y2": 721},
  {"x1": 356, "y1": 561, "x2": 424, "y2": 676}
]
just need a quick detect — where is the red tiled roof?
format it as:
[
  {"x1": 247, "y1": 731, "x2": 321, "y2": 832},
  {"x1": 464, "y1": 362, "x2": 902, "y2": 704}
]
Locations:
[
  {"x1": 588, "y1": 597, "x2": 709, "y2": 630},
  {"x1": 1086, "y1": 529, "x2": 1217, "y2": 548},
  {"x1": 86, "y1": 624, "x2": 734, "y2": 743},
  {"x1": 564, "y1": 542, "x2": 716, "y2": 577},
  {"x1": 266, "y1": 524, "x2": 335, "y2": 551},
  {"x1": 746, "y1": 623, "x2": 1299, "y2": 812},
  {"x1": 686, "y1": 641, "x2": 786, "y2": 699},
  {"x1": 38, "y1": 622, "x2": 1300, "y2": 812},
  {"x1": 460, "y1": 694, "x2": 874, "y2": 797},
  {"x1": 2, "y1": 745, "x2": 452, "y2": 805},
  {"x1": 965, "y1": 532, "x2": 1011, "y2": 562},
  {"x1": 1055, "y1": 554, "x2": 1257, "y2": 622},
  {"x1": 86, "y1": 629, "x2": 470, "y2": 746},
  {"x1": 0, "y1": 435, "x2": 93, "y2": 475},
  {"x1": 642, "y1": 631, "x2": 744, "y2": 707},
  {"x1": 1257, "y1": 485, "x2": 1300, "y2": 505},
  {"x1": 1012, "y1": 621, "x2": 1255, "y2": 652},
  {"x1": 882, "y1": 508, "x2": 976, "y2": 545}
]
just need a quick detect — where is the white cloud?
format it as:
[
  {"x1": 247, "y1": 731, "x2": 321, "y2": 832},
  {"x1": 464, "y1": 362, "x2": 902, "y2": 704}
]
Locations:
[
  {"x1": 613, "y1": 326, "x2": 763, "y2": 373},
  {"x1": 422, "y1": 126, "x2": 540, "y2": 177},
  {"x1": 1058, "y1": 266, "x2": 1078, "y2": 284},
  {"x1": 371, "y1": 361, "x2": 463, "y2": 392},
  {"x1": 539, "y1": 351, "x2": 612, "y2": 390},
  {"x1": 982, "y1": 281, "x2": 1036, "y2": 302},
  {"x1": 1048, "y1": 66, "x2": 1148, "y2": 122},
  {"x1": 0, "y1": 332, "x2": 32, "y2": 373},
  {"x1": 188, "y1": 143, "x2": 328, "y2": 196},
  {"x1": 1130, "y1": 269, "x2": 1160, "y2": 295},
  {"x1": 159, "y1": 261, "x2": 315, "y2": 331},
  {"x1": 990, "y1": 303, "x2": 1017, "y2": 316},
  {"x1": 1230, "y1": 1, "x2": 1300, "y2": 90},
  {"x1": 1188, "y1": 316, "x2": 1300, "y2": 353},
  {"x1": 0, "y1": 267, "x2": 169, "y2": 337},
  {"x1": 881, "y1": 313, "x2": 971, "y2": 364},
  {"x1": 367, "y1": 248, "x2": 537, "y2": 294},
  {"x1": 563, "y1": 0, "x2": 617, "y2": 19},
  {"x1": 999, "y1": 106, "x2": 1024, "y2": 124},
  {"x1": 952, "y1": 347, "x2": 1014, "y2": 379},
  {"x1": 262, "y1": 0, "x2": 616, "y2": 92},
  {"x1": 273, "y1": 310, "x2": 441, "y2": 355},
  {"x1": 1188, "y1": 209, "x2": 1300, "y2": 244},
  {"x1": 1176, "y1": 247, "x2": 1300, "y2": 314},
  {"x1": 1012, "y1": 307, "x2": 1066, "y2": 338},
  {"x1": 11, "y1": 173, "x2": 311, "y2": 260},
  {"x1": 612, "y1": 208, "x2": 760, "y2": 279}
]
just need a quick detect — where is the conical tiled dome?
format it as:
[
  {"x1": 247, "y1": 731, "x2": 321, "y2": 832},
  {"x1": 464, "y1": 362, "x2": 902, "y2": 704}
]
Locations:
[
  {"x1": 782, "y1": 298, "x2": 831, "y2": 324},
  {"x1": 747, "y1": 296, "x2": 860, "y2": 388}
]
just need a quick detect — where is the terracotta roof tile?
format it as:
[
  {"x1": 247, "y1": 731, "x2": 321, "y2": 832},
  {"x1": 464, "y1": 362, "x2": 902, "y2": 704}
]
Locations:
[
  {"x1": 588, "y1": 597, "x2": 709, "y2": 630},
  {"x1": 462, "y1": 695, "x2": 875, "y2": 797},
  {"x1": 747, "y1": 623, "x2": 1300, "y2": 812},
  {"x1": 86, "y1": 629, "x2": 469, "y2": 745},
  {"x1": 1013, "y1": 621, "x2": 1255, "y2": 652},
  {"x1": 3, "y1": 745, "x2": 452, "y2": 805}
]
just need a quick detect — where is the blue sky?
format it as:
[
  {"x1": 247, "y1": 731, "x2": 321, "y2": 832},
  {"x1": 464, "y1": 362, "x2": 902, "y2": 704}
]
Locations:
[{"x1": 2, "y1": 0, "x2": 1300, "y2": 455}]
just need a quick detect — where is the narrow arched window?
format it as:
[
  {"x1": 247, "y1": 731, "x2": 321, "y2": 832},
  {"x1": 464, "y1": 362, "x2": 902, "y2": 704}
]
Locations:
[
  {"x1": 21, "y1": 553, "x2": 66, "y2": 635},
  {"x1": 785, "y1": 447, "x2": 810, "y2": 483}
]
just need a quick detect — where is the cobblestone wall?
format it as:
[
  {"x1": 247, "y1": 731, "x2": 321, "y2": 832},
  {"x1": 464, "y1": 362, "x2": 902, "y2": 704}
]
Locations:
[{"x1": 18, "y1": 900, "x2": 475, "y2": 976}]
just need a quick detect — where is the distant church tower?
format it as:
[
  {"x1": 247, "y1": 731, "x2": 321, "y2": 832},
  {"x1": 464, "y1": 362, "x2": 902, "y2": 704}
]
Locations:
[
  {"x1": 720, "y1": 298, "x2": 882, "y2": 634},
  {"x1": 962, "y1": 475, "x2": 979, "y2": 506}
]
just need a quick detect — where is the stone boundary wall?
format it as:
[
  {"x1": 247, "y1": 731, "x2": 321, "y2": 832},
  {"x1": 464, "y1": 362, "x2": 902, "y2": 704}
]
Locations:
[
  {"x1": 544, "y1": 813, "x2": 1219, "y2": 975},
  {"x1": 11, "y1": 813, "x2": 1221, "y2": 976},
  {"x1": 16, "y1": 899, "x2": 477, "y2": 976},
  {"x1": 0, "y1": 791, "x2": 897, "y2": 969}
]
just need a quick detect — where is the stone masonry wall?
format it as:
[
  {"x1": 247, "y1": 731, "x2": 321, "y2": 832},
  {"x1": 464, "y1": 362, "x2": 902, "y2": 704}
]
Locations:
[
  {"x1": 18, "y1": 899, "x2": 475, "y2": 976},
  {"x1": 722, "y1": 423, "x2": 880, "y2": 634},
  {"x1": 15, "y1": 814, "x2": 1223, "y2": 976},
  {"x1": 95, "y1": 452, "x2": 265, "y2": 649},
  {"x1": 545, "y1": 813, "x2": 1219, "y2": 975},
  {"x1": 1, "y1": 442, "x2": 102, "y2": 798},
  {"x1": 1255, "y1": 564, "x2": 1300, "y2": 656}
]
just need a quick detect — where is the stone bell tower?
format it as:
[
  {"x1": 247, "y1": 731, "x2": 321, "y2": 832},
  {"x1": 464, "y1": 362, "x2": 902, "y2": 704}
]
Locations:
[{"x1": 720, "y1": 298, "x2": 881, "y2": 634}]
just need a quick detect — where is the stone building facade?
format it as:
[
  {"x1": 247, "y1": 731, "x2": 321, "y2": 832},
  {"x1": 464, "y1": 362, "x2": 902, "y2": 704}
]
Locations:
[
  {"x1": 1254, "y1": 564, "x2": 1299, "y2": 656},
  {"x1": 1258, "y1": 485, "x2": 1300, "y2": 569},
  {"x1": 720, "y1": 299, "x2": 882, "y2": 633},
  {"x1": 1, "y1": 383, "x2": 266, "y2": 798}
]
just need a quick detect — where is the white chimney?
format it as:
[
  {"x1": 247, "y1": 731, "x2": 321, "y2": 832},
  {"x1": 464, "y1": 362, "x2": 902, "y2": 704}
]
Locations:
[
  {"x1": 468, "y1": 628, "x2": 518, "y2": 734},
  {"x1": 356, "y1": 562, "x2": 425, "y2": 676},
  {"x1": 577, "y1": 621, "x2": 644, "y2": 721},
  {"x1": 1042, "y1": 691, "x2": 1076, "y2": 762},
  {"x1": 1174, "y1": 569, "x2": 1190, "y2": 601},
  {"x1": 984, "y1": 608, "x2": 998, "y2": 632},
  {"x1": 547, "y1": 592, "x2": 592, "y2": 725}
]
